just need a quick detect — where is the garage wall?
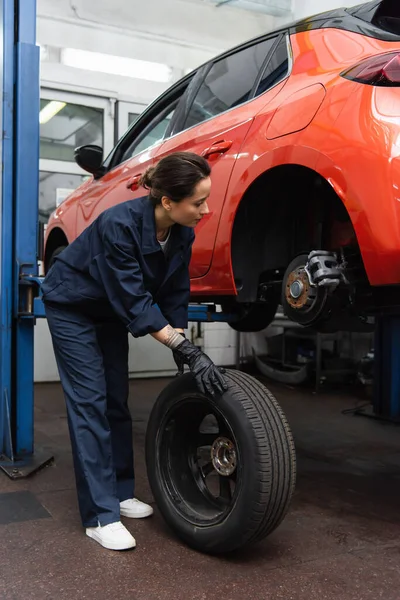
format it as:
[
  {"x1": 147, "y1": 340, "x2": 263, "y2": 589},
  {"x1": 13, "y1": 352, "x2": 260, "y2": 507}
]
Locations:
[
  {"x1": 203, "y1": 323, "x2": 239, "y2": 367},
  {"x1": 292, "y1": 0, "x2": 359, "y2": 21}
]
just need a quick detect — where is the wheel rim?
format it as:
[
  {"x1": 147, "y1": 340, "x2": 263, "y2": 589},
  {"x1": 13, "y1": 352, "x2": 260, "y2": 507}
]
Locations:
[{"x1": 156, "y1": 394, "x2": 241, "y2": 526}]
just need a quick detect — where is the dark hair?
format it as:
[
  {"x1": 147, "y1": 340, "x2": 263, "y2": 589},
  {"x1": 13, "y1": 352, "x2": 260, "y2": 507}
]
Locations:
[{"x1": 139, "y1": 151, "x2": 211, "y2": 205}]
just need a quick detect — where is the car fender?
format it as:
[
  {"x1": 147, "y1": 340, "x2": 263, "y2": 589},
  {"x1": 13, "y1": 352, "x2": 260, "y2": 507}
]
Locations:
[
  {"x1": 221, "y1": 143, "x2": 364, "y2": 243},
  {"x1": 201, "y1": 145, "x2": 367, "y2": 295}
]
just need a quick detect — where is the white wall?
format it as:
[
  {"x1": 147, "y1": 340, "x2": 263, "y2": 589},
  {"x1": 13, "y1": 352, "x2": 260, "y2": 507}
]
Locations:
[
  {"x1": 292, "y1": 0, "x2": 359, "y2": 21},
  {"x1": 34, "y1": 319, "x2": 183, "y2": 382}
]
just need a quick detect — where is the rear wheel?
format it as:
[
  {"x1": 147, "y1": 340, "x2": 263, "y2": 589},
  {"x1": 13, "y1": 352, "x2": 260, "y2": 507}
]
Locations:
[{"x1": 145, "y1": 369, "x2": 296, "y2": 554}]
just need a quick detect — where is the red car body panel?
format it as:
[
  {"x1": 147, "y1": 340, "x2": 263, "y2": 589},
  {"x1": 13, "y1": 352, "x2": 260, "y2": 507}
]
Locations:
[{"x1": 45, "y1": 16, "x2": 400, "y2": 299}]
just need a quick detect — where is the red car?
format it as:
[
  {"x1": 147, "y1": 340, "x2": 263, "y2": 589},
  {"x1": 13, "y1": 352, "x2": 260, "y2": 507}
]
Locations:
[{"x1": 44, "y1": 1, "x2": 400, "y2": 332}]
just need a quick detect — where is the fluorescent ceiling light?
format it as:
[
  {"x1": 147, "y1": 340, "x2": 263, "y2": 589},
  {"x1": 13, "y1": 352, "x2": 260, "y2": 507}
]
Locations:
[
  {"x1": 39, "y1": 100, "x2": 66, "y2": 124},
  {"x1": 61, "y1": 48, "x2": 172, "y2": 83}
]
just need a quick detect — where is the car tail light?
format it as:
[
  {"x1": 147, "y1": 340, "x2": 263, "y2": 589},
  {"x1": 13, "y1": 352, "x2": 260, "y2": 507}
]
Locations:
[{"x1": 341, "y1": 52, "x2": 400, "y2": 87}]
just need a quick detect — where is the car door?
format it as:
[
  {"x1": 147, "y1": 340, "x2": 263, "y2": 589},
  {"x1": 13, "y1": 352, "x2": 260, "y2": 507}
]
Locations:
[
  {"x1": 156, "y1": 35, "x2": 283, "y2": 279},
  {"x1": 75, "y1": 86, "x2": 188, "y2": 236}
]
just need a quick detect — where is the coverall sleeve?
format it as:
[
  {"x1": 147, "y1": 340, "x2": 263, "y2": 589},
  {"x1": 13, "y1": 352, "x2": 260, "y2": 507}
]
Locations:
[
  {"x1": 93, "y1": 225, "x2": 169, "y2": 337},
  {"x1": 157, "y1": 233, "x2": 194, "y2": 329}
]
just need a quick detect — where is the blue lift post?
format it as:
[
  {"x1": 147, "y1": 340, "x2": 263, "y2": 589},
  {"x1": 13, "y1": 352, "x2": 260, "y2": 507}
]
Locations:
[
  {"x1": 370, "y1": 317, "x2": 400, "y2": 422},
  {"x1": 0, "y1": 0, "x2": 53, "y2": 478}
]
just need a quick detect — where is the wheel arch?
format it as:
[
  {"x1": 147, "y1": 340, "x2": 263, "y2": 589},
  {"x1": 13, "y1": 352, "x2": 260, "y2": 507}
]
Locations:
[
  {"x1": 44, "y1": 227, "x2": 69, "y2": 273},
  {"x1": 219, "y1": 151, "x2": 365, "y2": 303}
]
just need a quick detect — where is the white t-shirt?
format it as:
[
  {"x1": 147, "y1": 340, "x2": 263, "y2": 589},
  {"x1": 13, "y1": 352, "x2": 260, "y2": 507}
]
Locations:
[{"x1": 158, "y1": 228, "x2": 171, "y2": 253}]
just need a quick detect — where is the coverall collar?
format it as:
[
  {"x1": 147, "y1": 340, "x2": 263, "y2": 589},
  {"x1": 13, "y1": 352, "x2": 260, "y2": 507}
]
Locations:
[{"x1": 140, "y1": 196, "x2": 181, "y2": 255}]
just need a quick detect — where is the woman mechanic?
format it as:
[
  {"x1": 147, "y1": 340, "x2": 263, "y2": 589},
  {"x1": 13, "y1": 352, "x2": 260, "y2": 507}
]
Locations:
[{"x1": 41, "y1": 151, "x2": 227, "y2": 551}]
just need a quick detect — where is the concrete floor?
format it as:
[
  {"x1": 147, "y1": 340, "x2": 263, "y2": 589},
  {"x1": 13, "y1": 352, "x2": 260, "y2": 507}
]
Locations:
[{"x1": 1, "y1": 372, "x2": 400, "y2": 600}]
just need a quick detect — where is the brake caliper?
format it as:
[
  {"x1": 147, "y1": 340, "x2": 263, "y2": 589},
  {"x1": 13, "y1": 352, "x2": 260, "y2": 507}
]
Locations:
[{"x1": 304, "y1": 250, "x2": 345, "y2": 291}]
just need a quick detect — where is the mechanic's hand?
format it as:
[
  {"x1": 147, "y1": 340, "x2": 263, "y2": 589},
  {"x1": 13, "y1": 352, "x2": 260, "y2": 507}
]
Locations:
[
  {"x1": 173, "y1": 339, "x2": 228, "y2": 396},
  {"x1": 172, "y1": 333, "x2": 186, "y2": 375}
]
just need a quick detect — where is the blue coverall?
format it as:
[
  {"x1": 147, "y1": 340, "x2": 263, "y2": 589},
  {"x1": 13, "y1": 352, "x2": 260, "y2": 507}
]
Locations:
[{"x1": 41, "y1": 195, "x2": 195, "y2": 527}]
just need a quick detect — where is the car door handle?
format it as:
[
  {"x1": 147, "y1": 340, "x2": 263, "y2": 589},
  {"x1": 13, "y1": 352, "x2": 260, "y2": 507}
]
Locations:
[
  {"x1": 126, "y1": 174, "x2": 142, "y2": 191},
  {"x1": 201, "y1": 140, "x2": 232, "y2": 159}
]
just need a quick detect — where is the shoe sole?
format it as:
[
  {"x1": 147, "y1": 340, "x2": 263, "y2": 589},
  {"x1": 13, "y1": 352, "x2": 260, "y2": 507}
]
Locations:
[
  {"x1": 86, "y1": 529, "x2": 136, "y2": 550},
  {"x1": 120, "y1": 507, "x2": 154, "y2": 519}
]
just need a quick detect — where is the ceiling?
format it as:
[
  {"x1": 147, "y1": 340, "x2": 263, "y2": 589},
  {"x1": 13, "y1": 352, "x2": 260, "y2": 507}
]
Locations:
[{"x1": 185, "y1": 0, "x2": 293, "y2": 17}]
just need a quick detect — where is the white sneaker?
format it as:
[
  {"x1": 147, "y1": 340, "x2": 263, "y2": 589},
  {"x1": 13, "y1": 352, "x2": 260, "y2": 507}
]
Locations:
[
  {"x1": 120, "y1": 498, "x2": 154, "y2": 519},
  {"x1": 86, "y1": 521, "x2": 136, "y2": 550}
]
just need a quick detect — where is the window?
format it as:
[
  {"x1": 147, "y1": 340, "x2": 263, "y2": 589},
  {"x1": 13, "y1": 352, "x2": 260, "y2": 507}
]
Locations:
[
  {"x1": 39, "y1": 171, "x2": 88, "y2": 223},
  {"x1": 121, "y1": 104, "x2": 176, "y2": 163},
  {"x1": 184, "y1": 37, "x2": 278, "y2": 129},
  {"x1": 128, "y1": 113, "x2": 140, "y2": 126},
  {"x1": 254, "y1": 36, "x2": 289, "y2": 96},
  {"x1": 40, "y1": 100, "x2": 103, "y2": 162}
]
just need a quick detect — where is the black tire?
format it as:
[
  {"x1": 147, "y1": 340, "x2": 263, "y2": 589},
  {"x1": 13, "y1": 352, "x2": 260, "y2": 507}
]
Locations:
[
  {"x1": 47, "y1": 245, "x2": 67, "y2": 271},
  {"x1": 221, "y1": 301, "x2": 279, "y2": 332},
  {"x1": 145, "y1": 369, "x2": 296, "y2": 554}
]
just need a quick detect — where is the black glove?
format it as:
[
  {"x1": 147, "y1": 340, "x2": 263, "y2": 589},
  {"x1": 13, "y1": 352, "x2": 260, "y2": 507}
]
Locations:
[
  {"x1": 172, "y1": 333, "x2": 186, "y2": 375},
  {"x1": 173, "y1": 338, "x2": 228, "y2": 397}
]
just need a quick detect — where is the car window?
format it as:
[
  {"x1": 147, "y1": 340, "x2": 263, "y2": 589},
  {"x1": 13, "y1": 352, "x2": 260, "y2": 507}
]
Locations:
[
  {"x1": 121, "y1": 104, "x2": 176, "y2": 162},
  {"x1": 184, "y1": 36, "x2": 278, "y2": 130},
  {"x1": 254, "y1": 36, "x2": 289, "y2": 96}
]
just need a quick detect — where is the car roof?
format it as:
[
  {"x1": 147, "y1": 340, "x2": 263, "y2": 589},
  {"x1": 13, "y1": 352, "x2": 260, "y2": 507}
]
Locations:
[
  {"x1": 106, "y1": 1, "x2": 395, "y2": 169},
  {"x1": 124, "y1": 1, "x2": 393, "y2": 128},
  {"x1": 206, "y1": 1, "x2": 395, "y2": 69}
]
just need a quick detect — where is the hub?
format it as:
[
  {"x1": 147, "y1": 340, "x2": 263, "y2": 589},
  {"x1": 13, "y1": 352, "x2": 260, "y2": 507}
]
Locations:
[
  {"x1": 289, "y1": 280, "x2": 304, "y2": 299},
  {"x1": 285, "y1": 268, "x2": 315, "y2": 310},
  {"x1": 211, "y1": 437, "x2": 237, "y2": 477},
  {"x1": 282, "y1": 254, "x2": 331, "y2": 327}
]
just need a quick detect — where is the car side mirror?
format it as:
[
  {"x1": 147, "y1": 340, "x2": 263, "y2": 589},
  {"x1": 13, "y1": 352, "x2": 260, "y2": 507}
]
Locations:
[{"x1": 74, "y1": 145, "x2": 105, "y2": 177}]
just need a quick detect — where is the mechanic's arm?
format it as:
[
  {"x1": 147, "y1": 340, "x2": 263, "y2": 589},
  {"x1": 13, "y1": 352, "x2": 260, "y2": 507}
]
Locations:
[{"x1": 151, "y1": 325, "x2": 227, "y2": 397}]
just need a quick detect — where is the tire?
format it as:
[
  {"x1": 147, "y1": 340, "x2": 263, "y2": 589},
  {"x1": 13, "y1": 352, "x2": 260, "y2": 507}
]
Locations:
[
  {"x1": 145, "y1": 369, "x2": 296, "y2": 554},
  {"x1": 221, "y1": 301, "x2": 279, "y2": 332},
  {"x1": 47, "y1": 245, "x2": 67, "y2": 271}
]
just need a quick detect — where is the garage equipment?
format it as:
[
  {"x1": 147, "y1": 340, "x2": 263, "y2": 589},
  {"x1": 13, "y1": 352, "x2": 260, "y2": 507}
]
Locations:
[
  {"x1": 0, "y1": 0, "x2": 394, "y2": 477},
  {"x1": 365, "y1": 317, "x2": 400, "y2": 422}
]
